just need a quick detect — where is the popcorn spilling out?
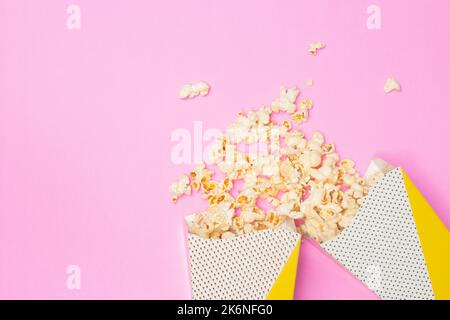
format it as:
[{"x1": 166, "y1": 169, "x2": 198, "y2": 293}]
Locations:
[
  {"x1": 384, "y1": 78, "x2": 401, "y2": 93},
  {"x1": 308, "y1": 42, "x2": 326, "y2": 56},
  {"x1": 171, "y1": 86, "x2": 369, "y2": 243},
  {"x1": 179, "y1": 81, "x2": 210, "y2": 99}
]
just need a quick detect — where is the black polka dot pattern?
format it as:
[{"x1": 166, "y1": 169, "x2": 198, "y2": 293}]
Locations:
[
  {"x1": 188, "y1": 228, "x2": 300, "y2": 300},
  {"x1": 321, "y1": 168, "x2": 434, "y2": 300}
]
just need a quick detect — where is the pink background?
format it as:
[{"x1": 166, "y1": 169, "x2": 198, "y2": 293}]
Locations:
[{"x1": 1, "y1": 0, "x2": 449, "y2": 299}]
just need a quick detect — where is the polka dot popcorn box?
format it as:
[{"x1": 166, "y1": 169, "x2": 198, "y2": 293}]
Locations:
[
  {"x1": 185, "y1": 217, "x2": 301, "y2": 300},
  {"x1": 320, "y1": 159, "x2": 450, "y2": 300}
]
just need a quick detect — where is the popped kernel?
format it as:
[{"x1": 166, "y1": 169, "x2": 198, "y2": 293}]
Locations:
[
  {"x1": 179, "y1": 84, "x2": 193, "y2": 99},
  {"x1": 292, "y1": 110, "x2": 308, "y2": 124},
  {"x1": 190, "y1": 162, "x2": 213, "y2": 192},
  {"x1": 170, "y1": 175, "x2": 191, "y2": 202},
  {"x1": 384, "y1": 78, "x2": 401, "y2": 93},
  {"x1": 308, "y1": 150, "x2": 322, "y2": 168},
  {"x1": 192, "y1": 81, "x2": 210, "y2": 96},
  {"x1": 221, "y1": 231, "x2": 236, "y2": 240},
  {"x1": 308, "y1": 42, "x2": 326, "y2": 55},
  {"x1": 299, "y1": 97, "x2": 314, "y2": 110}
]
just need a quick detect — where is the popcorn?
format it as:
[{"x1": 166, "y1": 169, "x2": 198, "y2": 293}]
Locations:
[
  {"x1": 384, "y1": 78, "x2": 401, "y2": 93},
  {"x1": 172, "y1": 86, "x2": 368, "y2": 243},
  {"x1": 299, "y1": 97, "x2": 314, "y2": 110},
  {"x1": 170, "y1": 175, "x2": 191, "y2": 202},
  {"x1": 189, "y1": 162, "x2": 213, "y2": 191},
  {"x1": 221, "y1": 231, "x2": 236, "y2": 239},
  {"x1": 308, "y1": 42, "x2": 326, "y2": 55},
  {"x1": 243, "y1": 223, "x2": 254, "y2": 234},
  {"x1": 179, "y1": 81, "x2": 210, "y2": 99},
  {"x1": 340, "y1": 159, "x2": 356, "y2": 174},
  {"x1": 306, "y1": 79, "x2": 314, "y2": 87},
  {"x1": 271, "y1": 86, "x2": 300, "y2": 114},
  {"x1": 179, "y1": 84, "x2": 194, "y2": 99},
  {"x1": 192, "y1": 81, "x2": 210, "y2": 96},
  {"x1": 308, "y1": 150, "x2": 322, "y2": 168}
]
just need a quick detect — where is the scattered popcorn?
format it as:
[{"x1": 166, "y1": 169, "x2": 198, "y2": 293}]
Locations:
[
  {"x1": 384, "y1": 78, "x2": 401, "y2": 93},
  {"x1": 172, "y1": 86, "x2": 369, "y2": 243},
  {"x1": 179, "y1": 81, "x2": 210, "y2": 99},
  {"x1": 308, "y1": 42, "x2": 326, "y2": 55}
]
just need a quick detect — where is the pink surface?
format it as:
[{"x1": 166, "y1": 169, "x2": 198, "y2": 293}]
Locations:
[{"x1": 0, "y1": 0, "x2": 449, "y2": 299}]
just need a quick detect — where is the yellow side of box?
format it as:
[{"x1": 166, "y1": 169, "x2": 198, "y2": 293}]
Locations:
[
  {"x1": 266, "y1": 239, "x2": 301, "y2": 300},
  {"x1": 402, "y1": 170, "x2": 450, "y2": 300}
]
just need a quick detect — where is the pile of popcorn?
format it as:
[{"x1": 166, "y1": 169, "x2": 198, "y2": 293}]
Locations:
[{"x1": 171, "y1": 86, "x2": 369, "y2": 243}]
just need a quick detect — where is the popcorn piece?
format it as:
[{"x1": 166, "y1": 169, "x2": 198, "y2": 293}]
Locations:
[
  {"x1": 299, "y1": 97, "x2": 314, "y2": 110},
  {"x1": 190, "y1": 162, "x2": 213, "y2": 191},
  {"x1": 170, "y1": 175, "x2": 191, "y2": 202},
  {"x1": 308, "y1": 42, "x2": 326, "y2": 55},
  {"x1": 271, "y1": 86, "x2": 300, "y2": 114},
  {"x1": 340, "y1": 159, "x2": 355, "y2": 174},
  {"x1": 384, "y1": 78, "x2": 401, "y2": 93},
  {"x1": 309, "y1": 150, "x2": 322, "y2": 168},
  {"x1": 192, "y1": 81, "x2": 210, "y2": 96},
  {"x1": 243, "y1": 223, "x2": 254, "y2": 234},
  {"x1": 179, "y1": 81, "x2": 210, "y2": 99},
  {"x1": 221, "y1": 231, "x2": 235, "y2": 239},
  {"x1": 291, "y1": 110, "x2": 308, "y2": 124},
  {"x1": 306, "y1": 79, "x2": 314, "y2": 87},
  {"x1": 179, "y1": 85, "x2": 191, "y2": 99}
]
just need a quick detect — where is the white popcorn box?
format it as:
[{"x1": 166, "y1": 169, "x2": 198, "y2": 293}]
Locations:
[
  {"x1": 320, "y1": 159, "x2": 450, "y2": 300},
  {"x1": 185, "y1": 218, "x2": 301, "y2": 300}
]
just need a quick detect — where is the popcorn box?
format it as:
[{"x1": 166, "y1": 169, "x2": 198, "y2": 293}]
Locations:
[
  {"x1": 186, "y1": 222, "x2": 301, "y2": 300},
  {"x1": 320, "y1": 160, "x2": 450, "y2": 300}
]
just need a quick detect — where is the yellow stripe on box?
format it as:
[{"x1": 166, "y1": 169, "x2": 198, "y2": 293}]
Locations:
[
  {"x1": 266, "y1": 239, "x2": 301, "y2": 300},
  {"x1": 402, "y1": 169, "x2": 450, "y2": 300}
]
